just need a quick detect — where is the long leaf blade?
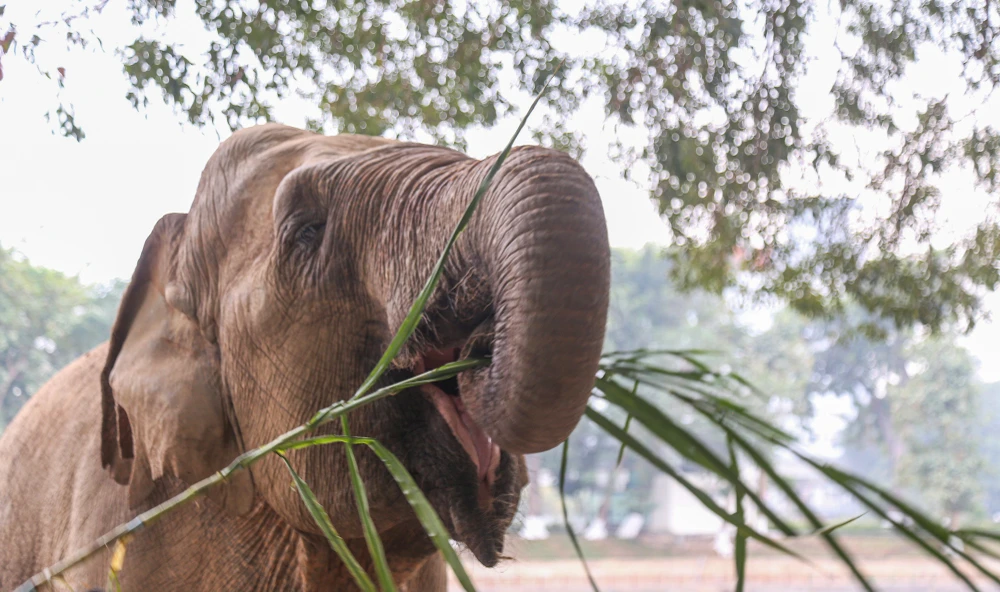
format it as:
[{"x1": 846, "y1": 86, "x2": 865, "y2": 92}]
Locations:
[
  {"x1": 595, "y1": 377, "x2": 797, "y2": 536},
  {"x1": 728, "y1": 436, "x2": 746, "y2": 592},
  {"x1": 277, "y1": 435, "x2": 479, "y2": 592},
  {"x1": 585, "y1": 407, "x2": 807, "y2": 562},
  {"x1": 365, "y1": 440, "x2": 479, "y2": 592},
  {"x1": 559, "y1": 439, "x2": 601, "y2": 592},
  {"x1": 668, "y1": 385, "x2": 875, "y2": 591},
  {"x1": 278, "y1": 453, "x2": 377, "y2": 592},
  {"x1": 341, "y1": 417, "x2": 397, "y2": 592},
  {"x1": 810, "y1": 461, "x2": 980, "y2": 591}
]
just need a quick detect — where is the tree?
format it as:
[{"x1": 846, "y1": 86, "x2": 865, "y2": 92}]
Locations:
[
  {"x1": 3, "y1": 0, "x2": 1000, "y2": 333},
  {"x1": 890, "y1": 338, "x2": 987, "y2": 523},
  {"x1": 806, "y1": 312, "x2": 910, "y2": 480},
  {"x1": 0, "y1": 246, "x2": 122, "y2": 428},
  {"x1": 774, "y1": 308, "x2": 991, "y2": 522},
  {"x1": 978, "y1": 381, "x2": 1000, "y2": 517}
]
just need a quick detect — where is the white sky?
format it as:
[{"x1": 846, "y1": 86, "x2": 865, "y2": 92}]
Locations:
[{"x1": 2, "y1": 1, "x2": 1000, "y2": 382}]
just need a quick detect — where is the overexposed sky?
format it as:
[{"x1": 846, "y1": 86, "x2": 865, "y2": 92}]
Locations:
[
  {"x1": 2, "y1": 0, "x2": 1000, "y2": 380},
  {"x1": 0, "y1": 0, "x2": 668, "y2": 285}
]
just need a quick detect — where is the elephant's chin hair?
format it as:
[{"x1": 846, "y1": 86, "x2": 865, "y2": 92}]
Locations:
[
  {"x1": 449, "y1": 504, "x2": 502, "y2": 567},
  {"x1": 438, "y1": 451, "x2": 522, "y2": 568},
  {"x1": 435, "y1": 470, "x2": 501, "y2": 567}
]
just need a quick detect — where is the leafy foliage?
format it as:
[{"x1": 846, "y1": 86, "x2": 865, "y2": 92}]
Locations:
[
  {"x1": 0, "y1": 246, "x2": 123, "y2": 429},
  {"x1": 4, "y1": 0, "x2": 1000, "y2": 332},
  {"x1": 550, "y1": 247, "x2": 997, "y2": 544},
  {"x1": 891, "y1": 339, "x2": 987, "y2": 522}
]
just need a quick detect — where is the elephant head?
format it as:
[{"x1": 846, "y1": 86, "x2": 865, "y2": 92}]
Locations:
[{"x1": 98, "y1": 124, "x2": 610, "y2": 569}]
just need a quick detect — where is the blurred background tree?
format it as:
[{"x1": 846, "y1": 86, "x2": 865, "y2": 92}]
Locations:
[
  {"x1": 537, "y1": 246, "x2": 997, "y2": 530},
  {"x1": 0, "y1": 247, "x2": 123, "y2": 429},
  {"x1": 3, "y1": 0, "x2": 1000, "y2": 336}
]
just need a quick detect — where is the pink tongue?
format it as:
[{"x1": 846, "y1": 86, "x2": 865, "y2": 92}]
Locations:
[
  {"x1": 423, "y1": 384, "x2": 500, "y2": 485},
  {"x1": 455, "y1": 399, "x2": 495, "y2": 481}
]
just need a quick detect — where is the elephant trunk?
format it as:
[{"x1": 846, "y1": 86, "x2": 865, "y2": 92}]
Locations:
[{"x1": 455, "y1": 147, "x2": 611, "y2": 455}]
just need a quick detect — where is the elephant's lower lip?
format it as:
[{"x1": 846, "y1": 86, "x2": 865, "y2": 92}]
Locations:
[{"x1": 421, "y1": 383, "x2": 501, "y2": 490}]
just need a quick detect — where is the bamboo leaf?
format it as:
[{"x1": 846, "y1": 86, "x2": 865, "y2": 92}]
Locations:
[
  {"x1": 810, "y1": 514, "x2": 865, "y2": 537},
  {"x1": 613, "y1": 381, "x2": 638, "y2": 469},
  {"x1": 277, "y1": 435, "x2": 478, "y2": 592},
  {"x1": 341, "y1": 417, "x2": 397, "y2": 592},
  {"x1": 277, "y1": 453, "x2": 377, "y2": 592},
  {"x1": 363, "y1": 440, "x2": 479, "y2": 592},
  {"x1": 957, "y1": 528, "x2": 1000, "y2": 542},
  {"x1": 601, "y1": 347, "x2": 721, "y2": 359},
  {"x1": 796, "y1": 457, "x2": 979, "y2": 590},
  {"x1": 559, "y1": 439, "x2": 601, "y2": 592},
  {"x1": 817, "y1": 464, "x2": 1000, "y2": 588},
  {"x1": 955, "y1": 534, "x2": 1000, "y2": 562},
  {"x1": 594, "y1": 377, "x2": 797, "y2": 536},
  {"x1": 601, "y1": 364, "x2": 794, "y2": 444},
  {"x1": 585, "y1": 407, "x2": 808, "y2": 562},
  {"x1": 728, "y1": 436, "x2": 746, "y2": 592},
  {"x1": 673, "y1": 390, "x2": 874, "y2": 591}
]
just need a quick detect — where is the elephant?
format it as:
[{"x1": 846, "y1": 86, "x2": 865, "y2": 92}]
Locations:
[{"x1": 0, "y1": 123, "x2": 610, "y2": 591}]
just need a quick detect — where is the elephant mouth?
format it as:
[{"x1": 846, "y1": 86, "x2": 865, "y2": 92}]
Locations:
[
  {"x1": 415, "y1": 348, "x2": 502, "y2": 505},
  {"x1": 403, "y1": 345, "x2": 517, "y2": 566}
]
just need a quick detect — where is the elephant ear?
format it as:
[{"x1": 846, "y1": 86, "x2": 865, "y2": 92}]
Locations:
[{"x1": 100, "y1": 213, "x2": 253, "y2": 515}]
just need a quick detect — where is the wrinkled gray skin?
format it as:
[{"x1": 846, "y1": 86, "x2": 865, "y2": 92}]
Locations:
[{"x1": 0, "y1": 125, "x2": 610, "y2": 591}]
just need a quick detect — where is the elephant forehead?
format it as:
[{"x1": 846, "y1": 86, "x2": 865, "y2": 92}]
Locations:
[{"x1": 177, "y1": 127, "x2": 400, "y2": 283}]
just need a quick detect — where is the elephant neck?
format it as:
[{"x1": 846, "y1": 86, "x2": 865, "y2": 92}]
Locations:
[
  {"x1": 297, "y1": 517, "x2": 439, "y2": 591},
  {"x1": 123, "y1": 478, "x2": 436, "y2": 590}
]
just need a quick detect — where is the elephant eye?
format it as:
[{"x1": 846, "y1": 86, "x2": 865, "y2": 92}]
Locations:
[{"x1": 295, "y1": 222, "x2": 326, "y2": 249}]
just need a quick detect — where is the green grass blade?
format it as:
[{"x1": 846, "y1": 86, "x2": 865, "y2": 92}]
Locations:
[
  {"x1": 594, "y1": 378, "x2": 718, "y2": 472},
  {"x1": 275, "y1": 434, "x2": 478, "y2": 592},
  {"x1": 599, "y1": 366, "x2": 871, "y2": 592},
  {"x1": 798, "y1": 458, "x2": 979, "y2": 590},
  {"x1": 341, "y1": 417, "x2": 397, "y2": 592},
  {"x1": 560, "y1": 439, "x2": 601, "y2": 592},
  {"x1": 348, "y1": 61, "x2": 564, "y2": 404},
  {"x1": 957, "y1": 528, "x2": 1000, "y2": 542},
  {"x1": 594, "y1": 377, "x2": 797, "y2": 536},
  {"x1": 601, "y1": 347, "x2": 722, "y2": 359},
  {"x1": 829, "y1": 468, "x2": 954, "y2": 542},
  {"x1": 603, "y1": 349, "x2": 768, "y2": 399},
  {"x1": 363, "y1": 440, "x2": 479, "y2": 592},
  {"x1": 612, "y1": 349, "x2": 999, "y2": 589},
  {"x1": 820, "y1": 464, "x2": 1000, "y2": 588},
  {"x1": 955, "y1": 535, "x2": 1000, "y2": 562},
  {"x1": 675, "y1": 395, "x2": 874, "y2": 591},
  {"x1": 613, "y1": 381, "x2": 638, "y2": 469},
  {"x1": 810, "y1": 514, "x2": 865, "y2": 537},
  {"x1": 728, "y1": 436, "x2": 746, "y2": 592},
  {"x1": 585, "y1": 407, "x2": 807, "y2": 562},
  {"x1": 956, "y1": 529, "x2": 1000, "y2": 560},
  {"x1": 309, "y1": 359, "x2": 487, "y2": 429},
  {"x1": 601, "y1": 364, "x2": 794, "y2": 444},
  {"x1": 277, "y1": 453, "x2": 377, "y2": 592},
  {"x1": 614, "y1": 413, "x2": 632, "y2": 468}
]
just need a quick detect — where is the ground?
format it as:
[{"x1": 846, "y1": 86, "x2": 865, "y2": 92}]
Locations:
[{"x1": 447, "y1": 534, "x2": 1000, "y2": 591}]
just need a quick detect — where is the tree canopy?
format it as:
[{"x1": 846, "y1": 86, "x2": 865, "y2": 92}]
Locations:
[{"x1": 3, "y1": 0, "x2": 1000, "y2": 333}]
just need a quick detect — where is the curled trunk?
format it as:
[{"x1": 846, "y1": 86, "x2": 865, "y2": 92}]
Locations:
[{"x1": 455, "y1": 147, "x2": 610, "y2": 454}]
